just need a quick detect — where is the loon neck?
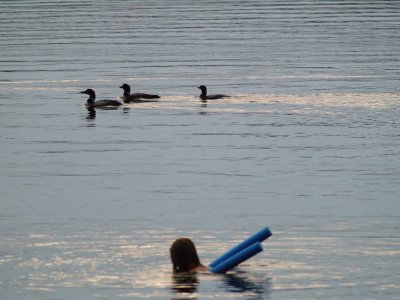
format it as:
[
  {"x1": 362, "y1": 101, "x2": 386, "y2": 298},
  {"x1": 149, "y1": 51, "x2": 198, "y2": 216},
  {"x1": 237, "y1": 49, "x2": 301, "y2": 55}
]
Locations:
[
  {"x1": 199, "y1": 86, "x2": 207, "y2": 97},
  {"x1": 87, "y1": 97, "x2": 95, "y2": 105}
]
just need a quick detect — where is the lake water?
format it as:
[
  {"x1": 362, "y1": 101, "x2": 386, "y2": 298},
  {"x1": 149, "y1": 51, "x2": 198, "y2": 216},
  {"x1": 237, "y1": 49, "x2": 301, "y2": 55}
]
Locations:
[{"x1": 0, "y1": 1, "x2": 399, "y2": 299}]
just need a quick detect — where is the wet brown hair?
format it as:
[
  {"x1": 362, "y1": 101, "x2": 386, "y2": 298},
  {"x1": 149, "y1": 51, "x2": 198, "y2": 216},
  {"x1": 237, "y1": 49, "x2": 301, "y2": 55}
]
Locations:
[{"x1": 170, "y1": 238, "x2": 202, "y2": 273}]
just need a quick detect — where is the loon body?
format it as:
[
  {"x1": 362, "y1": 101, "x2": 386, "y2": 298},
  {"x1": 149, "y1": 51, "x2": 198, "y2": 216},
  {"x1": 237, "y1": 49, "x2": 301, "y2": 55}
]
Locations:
[
  {"x1": 80, "y1": 89, "x2": 122, "y2": 108},
  {"x1": 198, "y1": 85, "x2": 229, "y2": 100},
  {"x1": 119, "y1": 83, "x2": 160, "y2": 103}
]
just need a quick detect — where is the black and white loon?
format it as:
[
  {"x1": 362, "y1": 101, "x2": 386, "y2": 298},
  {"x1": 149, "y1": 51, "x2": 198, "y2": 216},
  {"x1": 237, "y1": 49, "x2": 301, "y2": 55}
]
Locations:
[
  {"x1": 119, "y1": 83, "x2": 160, "y2": 103},
  {"x1": 80, "y1": 89, "x2": 122, "y2": 107},
  {"x1": 197, "y1": 85, "x2": 229, "y2": 100}
]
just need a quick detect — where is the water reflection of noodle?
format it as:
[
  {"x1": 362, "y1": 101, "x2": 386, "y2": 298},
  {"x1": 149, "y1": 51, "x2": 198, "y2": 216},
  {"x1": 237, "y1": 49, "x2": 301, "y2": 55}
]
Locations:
[
  {"x1": 221, "y1": 271, "x2": 271, "y2": 300},
  {"x1": 171, "y1": 273, "x2": 199, "y2": 299},
  {"x1": 171, "y1": 271, "x2": 271, "y2": 300}
]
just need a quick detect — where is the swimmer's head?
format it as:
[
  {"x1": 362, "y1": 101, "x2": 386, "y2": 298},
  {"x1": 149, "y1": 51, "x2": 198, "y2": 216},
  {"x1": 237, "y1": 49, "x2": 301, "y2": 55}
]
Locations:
[{"x1": 170, "y1": 238, "x2": 201, "y2": 273}]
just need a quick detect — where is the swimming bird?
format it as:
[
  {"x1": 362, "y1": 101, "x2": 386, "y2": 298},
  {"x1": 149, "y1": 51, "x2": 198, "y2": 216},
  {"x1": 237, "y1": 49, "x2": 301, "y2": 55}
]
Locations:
[
  {"x1": 197, "y1": 85, "x2": 229, "y2": 100},
  {"x1": 119, "y1": 83, "x2": 160, "y2": 103},
  {"x1": 80, "y1": 89, "x2": 122, "y2": 108}
]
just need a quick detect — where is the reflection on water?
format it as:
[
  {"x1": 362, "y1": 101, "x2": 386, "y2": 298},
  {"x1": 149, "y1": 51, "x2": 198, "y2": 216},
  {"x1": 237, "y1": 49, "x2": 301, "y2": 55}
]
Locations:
[
  {"x1": 123, "y1": 107, "x2": 131, "y2": 114},
  {"x1": 86, "y1": 107, "x2": 96, "y2": 119},
  {"x1": 171, "y1": 273, "x2": 200, "y2": 299},
  {"x1": 171, "y1": 271, "x2": 271, "y2": 300},
  {"x1": 221, "y1": 271, "x2": 271, "y2": 300},
  {"x1": 85, "y1": 105, "x2": 122, "y2": 119}
]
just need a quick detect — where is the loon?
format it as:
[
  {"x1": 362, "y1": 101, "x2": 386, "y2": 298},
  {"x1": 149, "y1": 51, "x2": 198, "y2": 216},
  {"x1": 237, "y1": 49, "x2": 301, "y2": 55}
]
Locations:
[
  {"x1": 198, "y1": 85, "x2": 229, "y2": 100},
  {"x1": 119, "y1": 83, "x2": 160, "y2": 103},
  {"x1": 80, "y1": 89, "x2": 122, "y2": 108}
]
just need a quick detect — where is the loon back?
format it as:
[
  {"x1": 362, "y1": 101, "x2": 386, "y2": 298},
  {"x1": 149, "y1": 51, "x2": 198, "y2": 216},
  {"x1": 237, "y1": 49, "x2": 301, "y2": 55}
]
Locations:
[
  {"x1": 202, "y1": 94, "x2": 229, "y2": 100},
  {"x1": 91, "y1": 100, "x2": 122, "y2": 108},
  {"x1": 119, "y1": 83, "x2": 160, "y2": 103},
  {"x1": 197, "y1": 85, "x2": 229, "y2": 100},
  {"x1": 80, "y1": 89, "x2": 122, "y2": 107}
]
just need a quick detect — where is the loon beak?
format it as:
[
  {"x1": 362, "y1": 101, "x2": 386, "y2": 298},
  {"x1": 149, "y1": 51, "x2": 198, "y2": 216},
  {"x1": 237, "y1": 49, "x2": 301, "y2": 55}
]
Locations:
[
  {"x1": 119, "y1": 85, "x2": 123, "y2": 88},
  {"x1": 80, "y1": 90, "x2": 87, "y2": 94},
  {"x1": 197, "y1": 86, "x2": 201, "y2": 89}
]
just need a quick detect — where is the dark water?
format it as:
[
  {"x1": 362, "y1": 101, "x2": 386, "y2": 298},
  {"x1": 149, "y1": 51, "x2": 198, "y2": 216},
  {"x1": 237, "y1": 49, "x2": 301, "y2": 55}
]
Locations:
[{"x1": 0, "y1": 1, "x2": 399, "y2": 299}]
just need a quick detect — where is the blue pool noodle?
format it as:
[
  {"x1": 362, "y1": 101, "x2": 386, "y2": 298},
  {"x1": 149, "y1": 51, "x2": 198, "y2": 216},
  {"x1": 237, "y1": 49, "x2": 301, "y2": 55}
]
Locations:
[
  {"x1": 209, "y1": 227, "x2": 272, "y2": 268},
  {"x1": 210, "y1": 242, "x2": 263, "y2": 273}
]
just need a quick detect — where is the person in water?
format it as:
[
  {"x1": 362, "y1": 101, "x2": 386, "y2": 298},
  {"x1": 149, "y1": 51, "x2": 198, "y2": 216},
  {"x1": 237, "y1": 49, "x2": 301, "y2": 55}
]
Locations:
[{"x1": 170, "y1": 238, "x2": 208, "y2": 273}]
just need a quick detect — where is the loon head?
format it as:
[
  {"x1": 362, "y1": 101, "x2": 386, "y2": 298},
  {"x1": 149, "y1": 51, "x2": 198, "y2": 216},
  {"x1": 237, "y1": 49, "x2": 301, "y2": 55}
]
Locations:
[
  {"x1": 119, "y1": 83, "x2": 131, "y2": 95},
  {"x1": 197, "y1": 85, "x2": 207, "y2": 96},
  {"x1": 80, "y1": 88, "x2": 96, "y2": 99},
  {"x1": 80, "y1": 88, "x2": 96, "y2": 105}
]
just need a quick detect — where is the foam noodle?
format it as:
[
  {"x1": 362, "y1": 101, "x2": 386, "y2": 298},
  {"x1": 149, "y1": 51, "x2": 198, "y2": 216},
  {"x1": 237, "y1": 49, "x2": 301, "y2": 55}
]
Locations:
[
  {"x1": 210, "y1": 242, "x2": 263, "y2": 273},
  {"x1": 209, "y1": 227, "x2": 271, "y2": 268}
]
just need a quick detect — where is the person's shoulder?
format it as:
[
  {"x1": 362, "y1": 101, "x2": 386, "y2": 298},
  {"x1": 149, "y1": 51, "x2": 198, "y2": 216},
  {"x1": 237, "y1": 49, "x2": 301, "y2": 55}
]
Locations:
[{"x1": 189, "y1": 265, "x2": 208, "y2": 273}]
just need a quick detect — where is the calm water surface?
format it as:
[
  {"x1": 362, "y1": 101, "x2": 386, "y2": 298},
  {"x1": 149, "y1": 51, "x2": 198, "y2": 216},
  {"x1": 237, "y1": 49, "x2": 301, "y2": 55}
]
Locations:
[{"x1": 0, "y1": 1, "x2": 399, "y2": 299}]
